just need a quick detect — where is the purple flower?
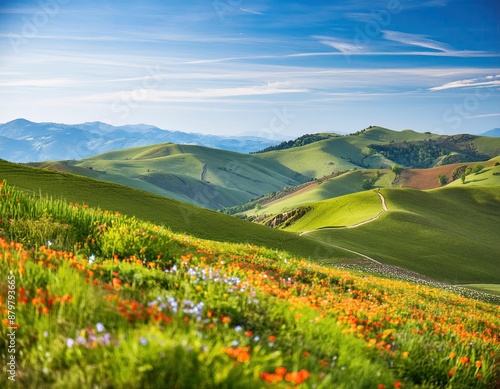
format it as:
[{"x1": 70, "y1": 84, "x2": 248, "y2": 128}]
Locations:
[{"x1": 66, "y1": 338, "x2": 75, "y2": 348}]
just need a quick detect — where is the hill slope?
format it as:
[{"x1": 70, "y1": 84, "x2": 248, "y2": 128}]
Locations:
[
  {"x1": 31, "y1": 143, "x2": 312, "y2": 210},
  {"x1": 26, "y1": 126, "x2": 500, "y2": 211},
  {"x1": 286, "y1": 187, "x2": 500, "y2": 284},
  {"x1": 1, "y1": 181, "x2": 498, "y2": 388},
  {"x1": 0, "y1": 159, "x2": 354, "y2": 261}
]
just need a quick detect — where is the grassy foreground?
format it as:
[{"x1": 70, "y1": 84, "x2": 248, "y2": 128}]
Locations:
[{"x1": 1, "y1": 181, "x2": 499, "y2": 388}]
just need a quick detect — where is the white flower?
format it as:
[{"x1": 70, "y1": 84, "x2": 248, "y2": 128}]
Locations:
[
  {"x1": 89, "y1": 254, "x2": 95, "y2": 264},
  {"x1": 96, "y1": 322, "x2": 105, "y2": 333}
]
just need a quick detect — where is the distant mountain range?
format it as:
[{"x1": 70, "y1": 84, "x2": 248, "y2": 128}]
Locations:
[
  {"x1": 480, "y1": 128, "x2": 500, "y2": 137},
  {"x1": 0, "y1": 119, "x2": 282, "y2": 162}
]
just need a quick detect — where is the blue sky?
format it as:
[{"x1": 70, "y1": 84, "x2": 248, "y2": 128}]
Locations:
[{"x1": 0, "y1": 0, "x2": 499, "y2": 138}]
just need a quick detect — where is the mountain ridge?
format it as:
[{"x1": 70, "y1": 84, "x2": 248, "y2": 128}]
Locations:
[{"x1": 0, "y1": 119, "x2": 283, "y2": 162}]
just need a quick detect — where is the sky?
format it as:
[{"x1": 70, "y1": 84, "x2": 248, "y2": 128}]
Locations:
[{"x1": 0, "y1": 0, "x2": 499, "y2": 139}]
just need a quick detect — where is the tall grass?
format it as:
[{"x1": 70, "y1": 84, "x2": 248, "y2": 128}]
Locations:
[{"x1": 1, "y1": 180, "x2": 499, "y2": 388}]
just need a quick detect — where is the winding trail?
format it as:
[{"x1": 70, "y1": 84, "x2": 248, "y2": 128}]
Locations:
[
  {"x1": 299, "y1": 190, "x2": 388, "y2": 264},
  {"x1": 200, "y1": 160, "x2": 208, "y2": 182},
  {"x1": 300, "y1": 189, "x2": 388, "y2": 236},
  {"x1": 322, "y1": 243, "x2": 382, "y2": 264},
  {"x1": 378, "y1": 189, "x2": 388, "y2": 211}
]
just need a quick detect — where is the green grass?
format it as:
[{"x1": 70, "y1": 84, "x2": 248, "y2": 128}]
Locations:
[
  {"x1": 463, "y1": 284, "x2": 500, "y2": 296},
  {"x1": 245, "y1": 170, "x2": 393, "y2": 218},
  {"x1": 446, "y1": 164, "x2": 500, "y2": 187},
  {"x1": 257, "y1": 127, "x2": 443, "y2": 178},
  {"x1": 1, "y1": 179, "x2": 499, "y2": 388},
  {"x1": 284, "y1": 190, "x2": 385, "y2": 232},
  {"x1": 34, "y1": 143, "x2": 308, "y2": 210},
  {"x1": 0, "y1": 160, "x2": 356, "y2": 261},
  {"x1": 301, "y1": 187, "x2": 500, "y2": 284}
]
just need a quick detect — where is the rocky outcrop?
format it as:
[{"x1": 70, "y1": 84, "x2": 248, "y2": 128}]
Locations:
[{"x1": 264, "y1": 207, "x2": 312, "y2": 229}]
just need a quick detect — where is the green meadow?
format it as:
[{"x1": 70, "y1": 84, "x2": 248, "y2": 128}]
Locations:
[
  {"x1": 297, "y1": 187, "x2": 500, "y2": 285},
  {"x1": 0, "y1": 160, "x2": 353, "y2": 261},
  {"x1": 0, "y1": 180, "x2": 499, "y2": 388}
]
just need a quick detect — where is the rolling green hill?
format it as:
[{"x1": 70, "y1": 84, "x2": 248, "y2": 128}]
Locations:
[
  {"x1": 258, "y1": 127, "x2": 500, "y2": 176},
  {"x1": 240, "y1": 170, "x2": 394, "y2": 219},
  {"x1": 0, "y1": 159, "x2": 356, "y2": 261},
  {"x1": 28, "y1": 127, "x2": 500, "y2": 212},
  {"x1": 285, "y1": 187, "x2": 500, "y2": 284},
  {"x1": 31, "y1": 143, "x2": 309, "y2": 210}
]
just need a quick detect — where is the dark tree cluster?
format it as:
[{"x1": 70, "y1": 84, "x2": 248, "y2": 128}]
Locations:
[
  {"x1": 369, "y1": 141, "x2": 447, "y2": 168},
  {"x1": 253, "y1": 133, "x2": 337, "y2": 153}
]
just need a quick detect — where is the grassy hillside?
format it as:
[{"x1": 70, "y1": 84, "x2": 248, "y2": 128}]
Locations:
[
  {"x1": 1, "y1": 180, "x2": 499, "y2": 388},
  {"x1": 257, "y1": 127, "x2": 442, "y2": 178},
  {"x1": 33, "y1": 143, "x2": 309, "y2": 210},
  {"x1": 28, "y1": 128, "x2": 500, "y2": 212},
  {"x1": 243, "y1": 170, "x2": 393, "y2": 218},
  {"x1": 0, "y1": 160, "x2": 357, "y2": 261},
  {"x1": 259, "y1": 127, "x2": 500, "y2": 177},
  {"x1": 445, "y1": 159, "x2": 500, "y2": 187},
  {"x1": 296, "y1": 187, "x2": 500, "y2": 284},
  {"x1": 240, "y1": 157, "x2": 500, "y2": 221}
]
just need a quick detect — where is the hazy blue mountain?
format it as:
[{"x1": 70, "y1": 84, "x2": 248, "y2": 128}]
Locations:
[
  {"x1": 480, "y1": 128, "x2": 500, "y2": 137},
  {"x1": 0, "y1": 119, "x2": 282, "y2": 162}
]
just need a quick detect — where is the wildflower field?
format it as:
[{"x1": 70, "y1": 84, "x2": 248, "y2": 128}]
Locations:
[{"x1": 0, "y1": 180, "x2": 499, "y2": 388}]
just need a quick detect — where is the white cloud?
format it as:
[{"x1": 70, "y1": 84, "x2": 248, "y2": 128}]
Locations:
[
  {"x1": 82, "y1": 82, "x2": 308, "y2": 103},
  {"x1": 382, "y1": 30, "x2": 451, "y2": 52},
  {"x1": 0, "y1": 78, "x2": 72, "y2": 87},
  {"x1": 313, "y1": 36, "x2": 365, "y2": 54},
  {"x1": 239, "y1": 8, "x2": 264, "y2": 15},
  {"x1": 429, "y1": 75, "x2": 500, "y2": 91}
]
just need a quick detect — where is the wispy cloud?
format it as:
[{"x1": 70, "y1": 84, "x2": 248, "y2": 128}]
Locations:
[
  {"x1": 239, "y1": 8, "x2": 264, "y2": 15},
  {"x1": 466, "y1": 113, "x2": 500, "y2": 119},
  {"x1": 382, "y1": 30, "x2": 451, "y2": 52},
  {"x1": 0, "y1": 78, "x2": 72, "y2": 87},
  {"x1": 312, "y1": 36, "x2": 365, "y2": 54},
  {"x1": 429, "y1": 75, "x2": 500, "y2": 91},
  {"x1": 82, "y1": 82, "x2": 308, "y2": 103}
]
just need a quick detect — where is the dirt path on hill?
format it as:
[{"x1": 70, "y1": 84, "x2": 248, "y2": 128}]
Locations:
[
  {"x1": 200, "y1": 160, "x2": 207, "y2": 182},
  {"x1": 300, "y1": 189, "x2": 388, "y2": 234},
  {"x1": 299, "y1": 190, "x2": 388, "y2": 265},
  {"x1": 323, "y1": 243, "x2": 382, "y2": 264},
  {"x1": 264, "y1": 181, "x2": 320, "y2": 208}
]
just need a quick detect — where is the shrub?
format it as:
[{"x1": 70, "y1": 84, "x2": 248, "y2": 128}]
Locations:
[
  {"x1": 473, "y1": 164, "x2": 484, "y2": 174},
  {"x1": 98, "y1": 217, "x2": 171, "y2": 263}
]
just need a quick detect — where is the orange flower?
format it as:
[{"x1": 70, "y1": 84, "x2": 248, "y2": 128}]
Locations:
[
  {"x1": 449, "y1": 352, "x2": 456, "y2": 359},
  {"x1": 275, "y1": 366, "x2": 287, "y2": 376},
  {"x1": 285, "y1": 369, "x2": 310, "y2": 385},
  {"x1": 378, "y1": 385, "x2": 386, "y2": 389},
  {"x1": 394, "y1": 382, "x2": 403, "y2": 389},
  {"x1": 475, "y1": 360, "x2": 482, "y2": 369},
  {"x1": 223, "y1": 347, "x2": 251, "y2": 363},
  {"x1": 260, "y1": 372, "x2": 282, "y2": 383},
  {"x1": 448, "y1": 370, "x2": 454, "y2": 377},
  {"x1": 459, "y1": 356, "x2": 470, "y2": 366},
  {"x1": 112, "y1": 277, "x2": 122, "y2": 290},
  {"x1": 268, "y1": 335, "x2": 276, "y2": 342}
]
